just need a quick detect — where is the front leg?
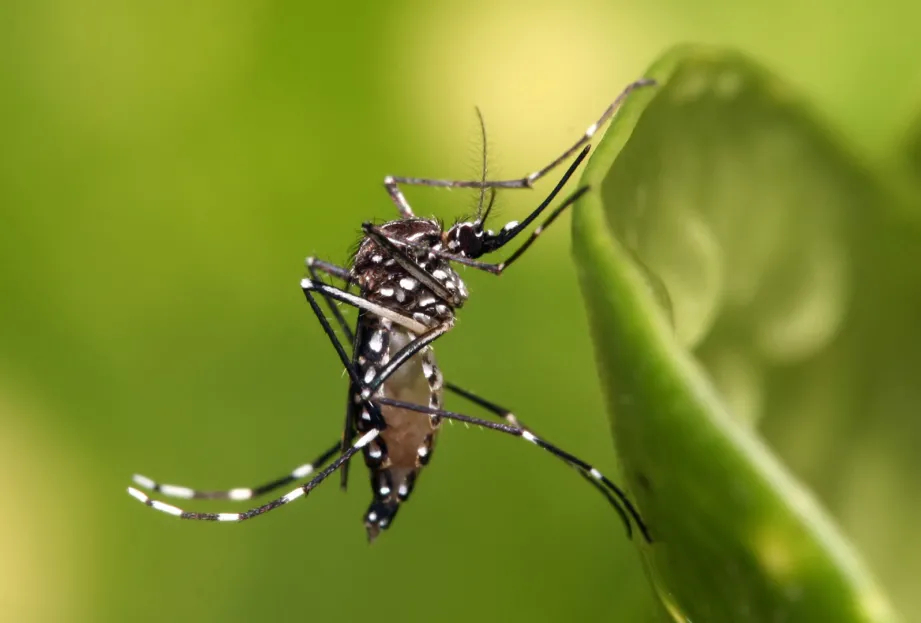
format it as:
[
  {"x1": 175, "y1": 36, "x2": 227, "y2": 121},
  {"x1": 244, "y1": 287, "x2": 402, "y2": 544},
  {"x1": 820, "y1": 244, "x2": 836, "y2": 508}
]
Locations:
[
  {"x1": 306, "y1": 256, "x2": 356, "y2": 342},
  {"x1": 301, "y1": 277, "x2": 429, "y2": 335}
]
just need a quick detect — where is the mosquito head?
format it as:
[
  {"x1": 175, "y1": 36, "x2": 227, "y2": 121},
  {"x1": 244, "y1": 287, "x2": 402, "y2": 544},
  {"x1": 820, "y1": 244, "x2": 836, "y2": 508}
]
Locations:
[
  {"x1": 444, "y1": 188, "x2": 507, "y2": 259},
  {"x1": 444, "y1": 217, "x2": 515, "y2": 260}
]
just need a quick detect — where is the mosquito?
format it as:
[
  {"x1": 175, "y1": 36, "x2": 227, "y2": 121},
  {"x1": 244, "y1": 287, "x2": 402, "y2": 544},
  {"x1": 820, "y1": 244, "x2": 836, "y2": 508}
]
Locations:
[{"x1": 127, "y1": 78, "x2": 656, "y2": 543}]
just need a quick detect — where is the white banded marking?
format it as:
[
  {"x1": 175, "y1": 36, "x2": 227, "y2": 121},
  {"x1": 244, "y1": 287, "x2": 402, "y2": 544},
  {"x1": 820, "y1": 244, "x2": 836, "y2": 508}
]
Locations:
[
  {"x1": 127, "y1": 487, "x2": 148, "y2": 504},
  {"x1": 590, "y1": 468, "x2": 603, "y2": 480},
  {"x1": 356, "y1": 429, "x2": 380, "y2": 447},
  {"x1": 132, "y1": 474, "x2": 155, "y2": 490},
  {"x1": 399, "y1": 277, "x2": 418, "y2": 290},
  {"x1": 159, "y1": 484, "x2": 194, "y2": 499},
  {"x1": 217, "y1": 513, "x2": 240, "y2": 522},
  {"x1": 368, "y1": 331, "x2": 384, "y2": 353},
  {"x1": 151, "y1": 500, "x2": 183, "y2": 516},
  {"x1": 303, "y1": 281, "x2": 426, "y2": 333},
  {"x1": 292, "y1": 464, "x2": 314, "y2": 479},
  {"x1": 229, "y1": 488, "x2": 252, "y2": 501},
  {"x1": 521, "y1": 430, "x2": 538, "y2": 444},
  {"x1": 283, "y1": 488, "x2": 305, "y2": 503}
]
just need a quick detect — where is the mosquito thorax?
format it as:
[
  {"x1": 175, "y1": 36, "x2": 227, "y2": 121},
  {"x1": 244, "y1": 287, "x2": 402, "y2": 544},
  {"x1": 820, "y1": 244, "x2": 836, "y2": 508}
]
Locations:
[{"x1": 351, "y1": 217, "x2": 469, "y2": 324}]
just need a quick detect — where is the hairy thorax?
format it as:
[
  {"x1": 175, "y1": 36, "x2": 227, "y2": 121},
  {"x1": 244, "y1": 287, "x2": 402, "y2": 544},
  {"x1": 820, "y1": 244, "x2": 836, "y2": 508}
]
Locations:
[{"x1": 351, "y1": 218, "x2": 468, "y2": 327}]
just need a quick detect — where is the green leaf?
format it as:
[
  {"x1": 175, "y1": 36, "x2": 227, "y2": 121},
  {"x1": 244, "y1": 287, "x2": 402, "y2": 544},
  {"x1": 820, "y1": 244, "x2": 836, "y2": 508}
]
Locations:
[{"x1": 572, "y1": 44, "x2": 900, "y2": 622}]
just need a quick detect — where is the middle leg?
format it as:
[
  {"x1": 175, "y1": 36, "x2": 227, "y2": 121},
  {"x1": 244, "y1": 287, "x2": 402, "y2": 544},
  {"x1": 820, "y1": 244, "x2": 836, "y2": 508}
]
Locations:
[{"x1": 445, "y1": 382, "x2": 635, "y2": 540}]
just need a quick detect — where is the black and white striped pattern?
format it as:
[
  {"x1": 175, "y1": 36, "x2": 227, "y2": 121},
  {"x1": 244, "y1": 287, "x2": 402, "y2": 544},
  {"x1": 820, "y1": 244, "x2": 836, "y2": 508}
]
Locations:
[
  {"x1": 130, "y1": 441, "x2": 341, "y2": 502},
  {"x1": 127, "y1": 431, "x2": 379, "y2": 522},
  {"x1": 382, "y1": 78, "x2": 654, "y2": 192},
  {"x1": 127, "y1": 79, "x2": 655, "y2": 542}
]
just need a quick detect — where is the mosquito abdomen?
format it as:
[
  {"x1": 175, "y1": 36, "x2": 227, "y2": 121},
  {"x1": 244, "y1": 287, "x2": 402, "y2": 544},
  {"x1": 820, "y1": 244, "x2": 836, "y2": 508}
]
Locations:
[{"x1": 356, "y1": 321, "x2": 444, "y2": 541}]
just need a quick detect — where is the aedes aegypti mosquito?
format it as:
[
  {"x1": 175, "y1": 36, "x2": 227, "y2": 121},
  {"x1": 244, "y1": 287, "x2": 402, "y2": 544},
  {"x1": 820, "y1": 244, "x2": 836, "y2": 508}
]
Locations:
[{"x1": 128, "y1": 78, "x2": 656, "y2": 544}]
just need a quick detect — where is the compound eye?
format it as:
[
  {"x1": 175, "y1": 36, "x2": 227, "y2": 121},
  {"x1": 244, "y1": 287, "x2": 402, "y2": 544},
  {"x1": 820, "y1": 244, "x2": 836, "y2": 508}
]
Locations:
[{"x1": 455, "y1": 224, "x2": 482, "y2": 257}]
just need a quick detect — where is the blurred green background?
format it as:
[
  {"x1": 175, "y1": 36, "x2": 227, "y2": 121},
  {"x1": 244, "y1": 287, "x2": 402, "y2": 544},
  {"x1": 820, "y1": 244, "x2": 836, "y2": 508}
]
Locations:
[{"x1": 2, "y1": 1, "x2": 921, "y2": 622}]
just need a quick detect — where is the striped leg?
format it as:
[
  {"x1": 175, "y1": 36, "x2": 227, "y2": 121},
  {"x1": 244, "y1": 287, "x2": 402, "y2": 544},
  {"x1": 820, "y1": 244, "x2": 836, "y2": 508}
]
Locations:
[
  {"x1": 384, "y1": 79, "x2": 655, "y2": 191},
  {"x1": 301, "y1": 260, "x2": 361, "y2": 490},
  {"x1": 127, "y1": 430, "x2": 380, "y2": 522},
  {"x1": 130, "y1": 440, "x2": 341, "y2": 503},
  {"x1": 301, "y1": 277, "x2": 428, "y2": 334},
  {"x1": 444, "y1": 382, "x2": 633, "y2": 536},
  {"x1": 305, "y1": 256, "x2": 356, "y2": 344},
  {"x1": 372, "y1": 396, "x2": 652, "y2": 543}
]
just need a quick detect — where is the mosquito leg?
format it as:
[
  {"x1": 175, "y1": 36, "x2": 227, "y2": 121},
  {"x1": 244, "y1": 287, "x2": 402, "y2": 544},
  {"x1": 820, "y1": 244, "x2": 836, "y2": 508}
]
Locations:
[
  {"x1": 301, "y1": 258, "x2": 368, "y2": 488},
  {"x1": 372, "y1": 396, "x2": 652, "y2": 543},
  {"x1": 306, "y1": 257, "x2": 352, "y2": 282},
  {"x1": 444, "y1": 382, "x2": 632, "y2": 537},
  {"x1": 127, "y1": 430, "x2": 380, "y2": 521},
  {"x1": 131, "y1": 440, "x2": 342, "y2": 502},
  {"x1": 305, "y1": 257, "x2": 356, "y2": 343},
  {"x1": 385, "y1": 79, "x2": 655, "y2": 192},
  {"x1": 383, "y1": 176, "x2": 416, "y2": 218},
  {"x1": 445, "y1": 383, "x2": 521, "y2": 426},
  {"x1": 302, "y1": 290, "x2": 389, "y2": 432},
  {"x1": 126, "y1": 288, "x2": 372, "y2": 514},
  {"x1": 301, "y1": 277, "x2": 429, "y2": 334}
]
